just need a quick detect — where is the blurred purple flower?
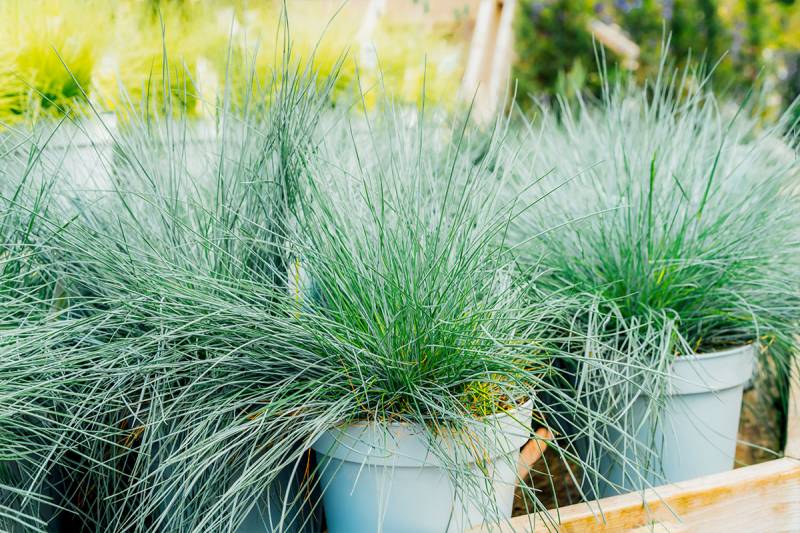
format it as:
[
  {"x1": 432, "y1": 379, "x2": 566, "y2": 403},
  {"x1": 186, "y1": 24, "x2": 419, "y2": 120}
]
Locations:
[
  {"x1": 528, "y1": 1, "x2": 545, "y2": 19},
  {"x1": 616, "y1": 0, "x2": 643, "y2": 12},
  {"x1": 662, "y1": 0, "x2": 673, "y2": 20}
]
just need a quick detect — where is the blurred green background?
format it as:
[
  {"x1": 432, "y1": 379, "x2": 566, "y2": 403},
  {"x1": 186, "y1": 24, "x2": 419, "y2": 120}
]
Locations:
[
  {"x1": 1, "y1": 0, "x2": 798, "y2": 125},
  {"x1": 514, "y1": 0, "x2": 800, "y2": 119}
]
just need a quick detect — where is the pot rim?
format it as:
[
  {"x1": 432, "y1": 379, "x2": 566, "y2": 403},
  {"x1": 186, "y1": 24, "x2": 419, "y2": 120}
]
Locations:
[
  {"x1": 674, "y1": 342, "x2": 755, "y2": 363},
  {"x1": 312, "y1": 399, "x2": 534, "y2": 465},
  {"x1": 327, "y1": 397, "x2": 534, "y2": 431},
  {"x1": 668, "y1": 343, "x2": 755, "y2": 395}
]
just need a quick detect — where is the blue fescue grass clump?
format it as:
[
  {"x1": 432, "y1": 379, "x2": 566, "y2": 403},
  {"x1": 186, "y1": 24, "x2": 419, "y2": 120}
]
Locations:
[
  {"x1": 0, "y1": 133, "x2": 73, "y2": 531},
  {"x1": 0, "y1": 58, "x2": 601, "y2": 530},
  {"x1": 507, "y1": 62, "x2": 800, "y2": 487},
  {"x1": 0, "y1": 41, "x2": 344, "y2": 531},
  {"x1": 276, "y1": 100, "x2": 593, "y2": 526},
  {"x1": 294, "y1": 109, "x2": 546, "y2": 422}
]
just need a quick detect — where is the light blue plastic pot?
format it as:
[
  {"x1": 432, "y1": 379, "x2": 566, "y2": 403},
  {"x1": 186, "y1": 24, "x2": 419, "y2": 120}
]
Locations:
[
  {"x1": 312, "y1": 401, "x2": 532, "y2": 533},
  {"x1": 590, "y1": 344, "x2": 756, "y2": 497}
]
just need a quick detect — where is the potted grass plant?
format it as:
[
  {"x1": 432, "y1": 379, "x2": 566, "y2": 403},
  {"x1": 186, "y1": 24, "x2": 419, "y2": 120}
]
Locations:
[
  {"x1": 508, "y1": 64, "x2": 800, "y2": 497},
  {"x1": 282, "y1": 102, "x2": 582, "y2": 532},
  {"x1": 5, "y1": 44, "x2": 345, "y2": 533}
]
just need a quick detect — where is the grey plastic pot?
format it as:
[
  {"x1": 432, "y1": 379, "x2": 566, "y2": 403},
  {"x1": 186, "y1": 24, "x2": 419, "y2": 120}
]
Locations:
[
  {"x1": 590, "y1": 344, "x2": 756, "y2": 498},
  {"x1": 312, "y1": 401, "x2": 532, "y2": 533}
]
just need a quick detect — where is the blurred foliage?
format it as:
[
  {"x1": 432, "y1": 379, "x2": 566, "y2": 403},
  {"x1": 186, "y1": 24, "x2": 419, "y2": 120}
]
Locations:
[
  {"x1": 0, "y1": 0, "x2": 467, "y2": 124},
  {"x1": 364, "y1": 20, "x2": 465, "y2": 108},
  {"x1": 0, "y1": 0, "x2": 110, "y2": 125},
  {"x1": 93, "y1": 1, "x2": 222, "y2": 119},
  {"x1": 514, "y1": 0, "x2": 800, "y2": 114},
  {"x1": 514, "y1": 0, "x2": 598, "y2": 103}
]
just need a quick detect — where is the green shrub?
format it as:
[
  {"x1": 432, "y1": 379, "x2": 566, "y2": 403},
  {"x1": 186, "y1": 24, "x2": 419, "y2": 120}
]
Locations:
[{"x1": 513, "y1": 0, "x2": 767, "y2": 105}]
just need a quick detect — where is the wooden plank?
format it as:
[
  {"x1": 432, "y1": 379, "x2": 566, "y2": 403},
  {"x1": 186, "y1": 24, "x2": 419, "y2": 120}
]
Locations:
[
  {"x1": 517, "y1": 428, "x2": 553, "y2": 481},
  {"x1": 472, "y1": 366, "x2": 800, "y2": 531},
  {"x1": 586, "y1": 19, "x2": 639, "y2": 69},
  {"x1": 460, "y1": 0, "x2": 500, "y2": 108},
  {"x1": 460, "y1": 0, "x2": 517, "y2": 121},
  {"x1": 483, "y1": 0, "x2": 515, "y2": 118},
  {"x1": 357, "y1": 0, "x2": 385, "y2": 66},
  {"x1": 472, "y1": 457, "x2": 800, "y2": 532}
]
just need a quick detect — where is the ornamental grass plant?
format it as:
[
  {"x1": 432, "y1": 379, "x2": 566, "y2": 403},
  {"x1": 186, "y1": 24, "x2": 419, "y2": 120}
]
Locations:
[
  {"x1": 507, "y1": 60, "x2": 800, "y2": 494},
  {"x1": 0, "y1": 126, "x2": 119, "y2": 531},
  {"x1": 262, "y1": 92, "x2": 596, "y2": 529},
  {"x1": 0, "y1": 41, "x2": 341, "y2": 531},
  {"x1": 0, "y1": 34, "x2": 633, "y2": 529}
]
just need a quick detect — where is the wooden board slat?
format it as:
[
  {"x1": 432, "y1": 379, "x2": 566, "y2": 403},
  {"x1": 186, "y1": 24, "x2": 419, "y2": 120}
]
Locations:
[
  {"x1": 460, "y1": 0, "x2": 500, "y2": 117},
  {"x1": 472, "y1": 457, "x2": 800, "y2": 532},
  {"x1": 484, "y1": 0, "x2": 515, "y2": 118}
]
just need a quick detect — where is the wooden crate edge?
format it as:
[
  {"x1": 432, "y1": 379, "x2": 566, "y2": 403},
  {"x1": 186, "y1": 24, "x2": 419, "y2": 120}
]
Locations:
[
  {"x1": 472, "y1": 354, "x2": 800, "y2": 532},
  {"x1": 470, "y1": 457, "x2": 800, "y2": 532}
]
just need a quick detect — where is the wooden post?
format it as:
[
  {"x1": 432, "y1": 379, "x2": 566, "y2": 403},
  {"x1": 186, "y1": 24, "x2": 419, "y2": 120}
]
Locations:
[
  {"x1": 461, "y1": 0, "x2": 501, "y2": 114},
  {"x1": 484, "y1": 0, "x2": 516, "y2": 119},
  {"x1": 460, "y1": 0, "x2": 521, "y2": 122},
  {"x1": 357, "y1": 0, "x2": 386, "y2": 69},
  {"x1": 517, "y1": 427, "x2": 553, "y2": 481},
  {"x1": 586, "y1": 19, "x2": 640, "y2": 70}
]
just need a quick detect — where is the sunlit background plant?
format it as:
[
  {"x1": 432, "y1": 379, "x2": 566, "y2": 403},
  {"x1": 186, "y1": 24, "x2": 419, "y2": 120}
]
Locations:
[{"x1": 0, "y1": 0, "x2": 109, "y2": 126}]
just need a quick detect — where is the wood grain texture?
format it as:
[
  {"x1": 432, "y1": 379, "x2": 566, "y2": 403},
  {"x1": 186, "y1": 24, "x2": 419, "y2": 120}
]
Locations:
[
  {"x1": 461, "y1": 0, "x2": 501, "y2": 116},
  {"x1": 517, "y1": 428, "x2": 554, "y2": 481},
  {"x1": 484, "y1": 0, "x2": 515, "y2": 118},
  {"x1": 472, "y1": 458, "x2": 800, "y2": 532}
]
